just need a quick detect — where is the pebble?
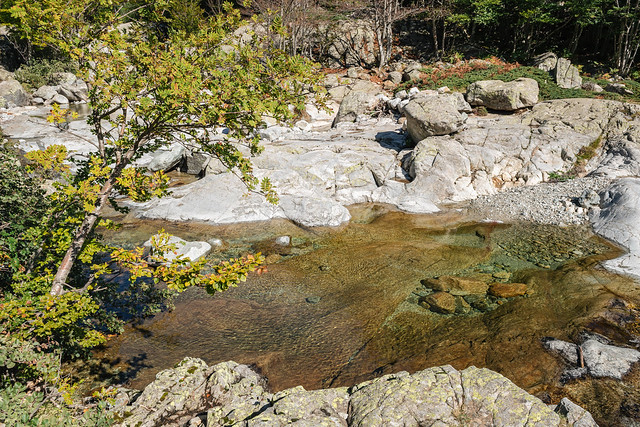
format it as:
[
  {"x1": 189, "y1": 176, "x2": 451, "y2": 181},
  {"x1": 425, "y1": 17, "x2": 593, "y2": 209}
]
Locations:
[{"x1": 468, "y1": 177, "x2": 612, "y2": 225}]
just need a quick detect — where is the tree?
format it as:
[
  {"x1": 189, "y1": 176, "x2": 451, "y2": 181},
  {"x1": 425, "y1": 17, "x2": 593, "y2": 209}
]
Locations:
[{"x1": 5, "y1": 0, "x2": 322, "y2": 296}]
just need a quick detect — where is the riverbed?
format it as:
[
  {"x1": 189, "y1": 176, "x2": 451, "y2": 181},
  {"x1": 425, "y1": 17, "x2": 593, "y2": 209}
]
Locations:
[{"x1": 94, "y1": 204, "x2": 640, "y2": 424}]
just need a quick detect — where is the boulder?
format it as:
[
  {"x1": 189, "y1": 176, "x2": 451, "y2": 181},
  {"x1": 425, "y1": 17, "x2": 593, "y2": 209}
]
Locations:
[
  {"x1": 323, "y1": 21, "x2": 377, "y2": 68},
  {"x1": 387, "y1": 71, "x2": 402, "y2": 84},
  {"x1": 347, "y1": 365, "x2": 561, "y2": 426},
  {"x1": 182, "y1": 152, "x2": 210, "y2": 175},
  {"x1": 533, "y1": 52, "x2": 558, "y2": 72},
  {"x1": 582, "y1": 82, "x2": 604, "y2": 93},
  {"x1": 403, "y1": 93, "x2": 470, "y2": 142},
  {"x1": 591, "y1": 178, "x2": 640, "y2": 278},
  {"x1": 50, "y1": 93, "x2": 69, "y2": 105},
  {"x1": 332, "y1": 81, "x2": 382, "y2": 125},
  {"x1": 118, "y1": 357, "x2": 213, "y2": 427},
  {"x1": 33, "y1": 85, "x2": 59, "y2": 101},
  {"x1": 58, "y1": 83, "x2": 88, "y2": 102},
  {"x1": 143, "y1": 235, "x2": 211, "y2": 263},
  {"x1": 554, "y1": 398, "x2": 598, "y2": 427},
  {"x1": 279, "y1": 196, "x2": 351, "y2": 227},
  {"x1": 51, "y1": 72, "x2": 77, "y2": 86},
  {"x1": 605, "y1": 83, "x2": 633, "y2": 95},
  {"x1": 0, "y1": 79, "x2": 28, "y2": 108},
  {"x1": 116, "y1": 358, "x2": 594, "y2": 427},
  {"x1": 543, "y1": 337, "x2": 640, "y2": 380},
  {"x1": 423, "y1": 276, "x2": 489, "y2": 296},
  {"x1": 466, "y1": 78, "x2": 539, "y2": 111},
  {"x1": 403, "y1": 68, "x2": 422, "y2": 82},
  {"x1": 555, "y1": 58, "x2": 582, "y2": 89},
  {"x1": 0, "y1": 66, "x2": 13, "y2": 82},
  {"x1": 147, "y1": 144, "x2": 186, "y2": 172},
  {"x1": 581, "y1": 339, "x2": 640, "y2": 379}
]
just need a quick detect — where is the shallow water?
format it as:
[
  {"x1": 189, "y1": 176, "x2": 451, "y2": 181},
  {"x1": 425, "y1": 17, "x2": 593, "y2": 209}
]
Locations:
[{"x1": 97, "y1": 205, "x2": 640, "y2": 424}]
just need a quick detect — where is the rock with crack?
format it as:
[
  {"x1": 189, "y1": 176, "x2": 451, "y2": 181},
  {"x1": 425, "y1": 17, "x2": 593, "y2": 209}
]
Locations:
[
  {"x1": 466, "y1": 78, "x2": 539, "y2": 111},
  {"x1": 403, "y1": 92, "x2": 471, "y2": 143},
  {"x1": 115, "y1": 359, "x2": 595, "y2": 427}
]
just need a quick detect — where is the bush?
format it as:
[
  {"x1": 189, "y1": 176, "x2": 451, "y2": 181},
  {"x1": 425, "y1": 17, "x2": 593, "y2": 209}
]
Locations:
[
  {"x1": 404, "y1": 58, "x2": 640, "y2": 103},
  {"x1": 14, "y1": 59, "x2": 77, "y2": 90}
]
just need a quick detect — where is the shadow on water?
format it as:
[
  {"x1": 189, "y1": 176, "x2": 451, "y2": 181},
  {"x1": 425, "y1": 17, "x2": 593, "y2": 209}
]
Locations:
[{"x1": 94, "y1": 205, "x2": 640, "y2": 425}]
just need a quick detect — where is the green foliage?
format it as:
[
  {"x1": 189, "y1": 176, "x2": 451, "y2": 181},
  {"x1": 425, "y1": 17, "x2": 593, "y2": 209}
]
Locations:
[
  {"x1": 410, "y1": 59, "x2": 640, "y2": 103},
  {"x1": 0, "y1": 5, "x2": 323, "y2": 421},
  {"x1": 13, "y1": 59, "x2": 77, "y2": 90}
]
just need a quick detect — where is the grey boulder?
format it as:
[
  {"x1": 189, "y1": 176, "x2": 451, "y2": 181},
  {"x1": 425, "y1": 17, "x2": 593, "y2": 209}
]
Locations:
[
  {"x1": 0, "y1": 79, "x2": 29, "y2": 108},
  {"x1": 556, "y1": 58, "x2": 582, "y2": 89},
  {"x1": 466, "y1": 78, "x2": 539, "y2": 111},
  {"x1": 404, "y1": 92, "x2": 470, "y2": 143}
]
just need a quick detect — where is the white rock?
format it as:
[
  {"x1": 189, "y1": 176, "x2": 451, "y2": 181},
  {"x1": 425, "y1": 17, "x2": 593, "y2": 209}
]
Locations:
[
  {"x1": 581, "y1": 339, "x2": 640, "y2": 379},
  {"x1": 143, "y1": 235, "x2": 211, "y2": 263}
]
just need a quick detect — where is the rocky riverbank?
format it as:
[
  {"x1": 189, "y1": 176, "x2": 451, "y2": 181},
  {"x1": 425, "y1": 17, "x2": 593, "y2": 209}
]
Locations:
[{"x1": 110, "y1": 357, "x2": 597, "y2": 427}]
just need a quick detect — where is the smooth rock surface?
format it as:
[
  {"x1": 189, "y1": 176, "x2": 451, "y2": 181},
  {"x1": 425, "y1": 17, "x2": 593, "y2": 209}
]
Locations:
[
  {"x1": 466, "y1": 78, "x2": 539, "y2": 110},
  {"x1": 591, "y1": 178, "x2": 640, "y2": 278}
]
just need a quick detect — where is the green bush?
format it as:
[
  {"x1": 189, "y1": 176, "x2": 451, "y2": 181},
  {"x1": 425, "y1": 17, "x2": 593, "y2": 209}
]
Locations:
[
  {"x1": 14, "y1": 59, "x2": 77, "y2": 90},
  {"x1": 407, "y1": 60, "x2": 640, "y2": 103}
]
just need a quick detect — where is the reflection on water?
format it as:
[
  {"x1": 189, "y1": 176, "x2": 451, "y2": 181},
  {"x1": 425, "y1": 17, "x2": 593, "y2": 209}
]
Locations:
[{"x1": 97, "y1": 205, "x2": 640, "y2": 425}]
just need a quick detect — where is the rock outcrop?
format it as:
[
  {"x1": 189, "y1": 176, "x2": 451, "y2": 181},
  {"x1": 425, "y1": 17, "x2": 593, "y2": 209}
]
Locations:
[
  {"x1": 591, "y1": 178, "x2": 640, "y2": 278},
  {"x1": 466, "y1": 78, "x2": 539, "y2": 111},
  {"x1": 114, "y1": 358, "x2": 595, "y2": 427}
]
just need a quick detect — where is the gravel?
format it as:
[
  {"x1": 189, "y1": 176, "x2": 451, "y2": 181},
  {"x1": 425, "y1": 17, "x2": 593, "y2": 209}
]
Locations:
[{"x1": 466, "y1": 176, "x2": 613, "y2": 225}]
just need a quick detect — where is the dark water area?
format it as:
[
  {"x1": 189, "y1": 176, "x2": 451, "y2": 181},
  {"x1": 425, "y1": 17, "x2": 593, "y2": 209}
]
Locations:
[{"x1": 96, "y1": 205, "x2": 640, "y2": 425}]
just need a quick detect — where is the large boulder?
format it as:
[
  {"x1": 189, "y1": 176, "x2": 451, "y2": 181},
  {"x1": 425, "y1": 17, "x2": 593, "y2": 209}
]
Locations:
[
  {"x1": 117, "y1": 358, "x2": 595, "y2": 427},
  {"x1": 555, "y1": 58, "x2": 582, "y2": 89},
  {"x1": 591, "y1": 178, "x2": 640, "y2": 278},
  {"x1": 403, "y1": 92, "x2": 470, "y2": 142},
  {"x1": 0, "y1": 78, "x2": 28, "y2": 108},
  {"x1": 118, "y1": 357, "x2": 214, "y2": 427},
  {"x1": 332, "y1": 80, "x2": 383, "y2": 125},
  {"x1": 466, "y1": 78, "x2": 539, "y2": 111},
  {"x1": 322, "y1": 21, "x2": 377, "y2": 68}
]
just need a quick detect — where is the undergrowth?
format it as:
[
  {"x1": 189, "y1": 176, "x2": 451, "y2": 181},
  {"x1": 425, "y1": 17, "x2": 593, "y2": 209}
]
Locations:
[{"x1": 397, "y1": 57, "x2": 640, "y2": 104}]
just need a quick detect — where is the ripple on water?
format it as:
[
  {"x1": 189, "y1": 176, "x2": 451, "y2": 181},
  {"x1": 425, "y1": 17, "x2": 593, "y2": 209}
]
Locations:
[{"x1": 96, "y1": 205, "x2": 640, "y2": 425}]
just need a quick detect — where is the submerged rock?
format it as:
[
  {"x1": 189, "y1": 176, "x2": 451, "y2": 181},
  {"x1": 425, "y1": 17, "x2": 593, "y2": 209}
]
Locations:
[
  {"x1": 115, "y1": 358, "x2": 594, "y2": 427},
  {"x1": 423, "y1": 291, "x2": 457, "y2": 314},
  {"x1": 422, "y1": 275, "x2": 488, "y2": 296},
  {"x1": 488, "y1": 282, "x2": 528, "y2": 298}
]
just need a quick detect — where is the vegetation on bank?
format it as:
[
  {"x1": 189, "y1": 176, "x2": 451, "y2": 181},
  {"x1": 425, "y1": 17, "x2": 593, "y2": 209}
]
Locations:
[{"x1": 393, "y1": 57, "x2": 640, "y2": 103}]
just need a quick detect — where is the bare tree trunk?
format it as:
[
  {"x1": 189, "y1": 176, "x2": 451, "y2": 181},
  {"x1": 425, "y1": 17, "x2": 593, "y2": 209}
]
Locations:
[{"x1": 50, "y1": 160, "x2": 129, "y2": 296}]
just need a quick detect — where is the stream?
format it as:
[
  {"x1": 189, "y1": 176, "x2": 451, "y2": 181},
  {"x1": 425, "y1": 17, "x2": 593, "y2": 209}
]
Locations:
[{"x1": 92, "y1": 203, "x2": 640, "y2": 425}]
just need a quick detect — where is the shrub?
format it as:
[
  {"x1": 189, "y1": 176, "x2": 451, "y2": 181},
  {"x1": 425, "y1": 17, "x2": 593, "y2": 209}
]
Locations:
[{"x1": 14, "y1": 59, "x2": 77, "y2": 90}]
